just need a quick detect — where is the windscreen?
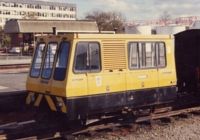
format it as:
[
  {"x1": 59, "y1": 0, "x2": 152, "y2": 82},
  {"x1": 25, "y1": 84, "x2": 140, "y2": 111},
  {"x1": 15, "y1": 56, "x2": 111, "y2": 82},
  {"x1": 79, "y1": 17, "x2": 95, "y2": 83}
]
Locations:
[
  {"x1": 30, "y1": 43, "x2": 45, "y2": 78},
  {"x1": 41, "y1": 42, "x2": 58, "y2": 79},
  {"x1": 54, "y1": 41, "x2": 70, "y2": 81}
]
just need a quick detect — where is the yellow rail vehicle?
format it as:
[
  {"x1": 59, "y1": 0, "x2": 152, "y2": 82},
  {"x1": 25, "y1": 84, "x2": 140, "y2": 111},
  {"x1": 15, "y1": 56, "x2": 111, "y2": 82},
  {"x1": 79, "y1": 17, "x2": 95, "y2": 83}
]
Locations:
[{"x1": 26, "y1": 34, "x2": 177, "y2": 120}]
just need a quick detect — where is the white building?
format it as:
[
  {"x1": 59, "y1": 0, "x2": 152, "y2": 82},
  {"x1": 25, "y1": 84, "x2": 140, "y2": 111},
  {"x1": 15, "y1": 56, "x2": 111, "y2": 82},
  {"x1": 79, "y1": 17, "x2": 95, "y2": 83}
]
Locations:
[
  {"x1": 0, "y1": 0, "x2": 76, "y2": 28},
  {"x1": 125, "y1": 25, "x2": 189, "y2": 35},
  {"x1": 125, "y1": 25, "x2": 153, "y2": 35},
  {"x1": 155, "y1": 26, "x2": 188, "y2": 35},
  {"x1": 190, "y1": 21, "x2": 200, "y2": 29}
]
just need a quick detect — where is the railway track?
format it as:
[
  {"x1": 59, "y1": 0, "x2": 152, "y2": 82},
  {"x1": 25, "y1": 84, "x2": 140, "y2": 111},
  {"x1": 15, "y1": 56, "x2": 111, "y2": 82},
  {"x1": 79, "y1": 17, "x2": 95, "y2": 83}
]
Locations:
[
  {"x1": 1, "y1": 93, "x2": 200, "y2": 139},
  {"x1": 1, "y1": 104, "x2": 200, "y2": 140},
  {"x1": 0, "y1": 64, "x2": 30, "y2": 70}
]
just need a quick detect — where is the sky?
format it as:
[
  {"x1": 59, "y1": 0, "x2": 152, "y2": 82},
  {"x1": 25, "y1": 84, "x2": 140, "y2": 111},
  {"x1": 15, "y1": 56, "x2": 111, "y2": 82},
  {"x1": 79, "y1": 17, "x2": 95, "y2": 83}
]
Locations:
[{"x1": 40, "y1": 0, "x2": 200, "y2": 21}]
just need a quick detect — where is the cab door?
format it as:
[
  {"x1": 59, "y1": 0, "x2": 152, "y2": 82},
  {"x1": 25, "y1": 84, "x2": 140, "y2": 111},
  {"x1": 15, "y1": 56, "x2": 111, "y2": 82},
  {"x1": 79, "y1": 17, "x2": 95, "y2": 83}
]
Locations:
[
  {"x1": 86, "y1": 42, "x2": 103, "y2": 95},
  {"x1": 157, "y1": 41, "x2": 176, "y2": 87},
  {"x1": 68, "y1": 42, "x2": 88, "y2": 98},
  {"x1": 71, "y1": 41, "x2": 103, "y2": 96}
]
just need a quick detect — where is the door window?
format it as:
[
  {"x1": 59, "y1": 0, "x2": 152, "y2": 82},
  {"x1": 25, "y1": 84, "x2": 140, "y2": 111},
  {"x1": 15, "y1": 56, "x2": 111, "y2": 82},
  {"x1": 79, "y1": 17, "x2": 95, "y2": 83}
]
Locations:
[
  {"x1": 89, "y1": 43, "x2": 101, "y2": 71},
  {"x1": 74, "y1": 42, "x2": 101, "y2": 73}
]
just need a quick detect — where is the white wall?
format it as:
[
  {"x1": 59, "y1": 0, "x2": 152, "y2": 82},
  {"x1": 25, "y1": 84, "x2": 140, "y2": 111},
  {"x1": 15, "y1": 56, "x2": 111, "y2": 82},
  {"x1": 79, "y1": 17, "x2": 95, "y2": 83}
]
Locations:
[
  {"x1": 125, "y1": 25, "x2": 152, "y2": 35},
  {"x1": 0, "y1": 1, "x2": 76, "y2": 28},
  {"x1": 155, "y1": 26, "x2": 187, "y2": 35}
]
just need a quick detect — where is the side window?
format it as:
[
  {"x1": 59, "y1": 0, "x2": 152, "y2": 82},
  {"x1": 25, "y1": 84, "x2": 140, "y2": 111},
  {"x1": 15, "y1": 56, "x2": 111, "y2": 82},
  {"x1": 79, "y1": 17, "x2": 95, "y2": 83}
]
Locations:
[
  {"x1": 74, "y1": 42, "x2": 88, "y2": 71},
  {"x1": 74, "y1": 42, "x2": 101, "y2": 73},
  {"x1": 42, "y1": 42, "x2": 58, "y2": 79},
  {"x1": 30, "y1": 43, "x2": 45, "y2": 77},
  {"x1": 157, "y1": 43, "x2": 166, "y2": 67},
  {"x1": 139, "y1": 43, "x2": 145, "y2": 68},
  {"x1": 145, "y1": 43, "x2": 156, "y2": 68},
  {"x1": 129, "y1": 42, "x2": 165, "y2": 69},
  {"x1": 129, "y1": 43, "x2": 139, "y2": 69},
  {"x1": 89, "y1": 43, "x2": 101, "y2": 71},
  {"x1": 54, "y1": 42, "x2": 70, "y2": 81}
]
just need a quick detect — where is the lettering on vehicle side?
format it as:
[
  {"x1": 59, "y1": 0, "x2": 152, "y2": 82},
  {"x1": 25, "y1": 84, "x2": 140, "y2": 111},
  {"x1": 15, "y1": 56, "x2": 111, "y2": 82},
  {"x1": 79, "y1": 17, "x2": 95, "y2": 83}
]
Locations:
[
  {"x1": 95, "y1": 76, "x2": 102, "y2": 87},
  {"x1": 40, "y1": 79, "x2": 49, "y2": 84},
  {"x1": 72, "y1": 78, "x2": 84, "y2": 81}
]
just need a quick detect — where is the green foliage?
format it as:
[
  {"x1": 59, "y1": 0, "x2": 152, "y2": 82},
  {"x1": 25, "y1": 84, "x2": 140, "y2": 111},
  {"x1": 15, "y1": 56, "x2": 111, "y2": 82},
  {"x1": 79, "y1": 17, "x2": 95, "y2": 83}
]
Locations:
[
  {"x1": 85, "y1": 10, "x2": 126, "y2": 33},
  {"x1": 0, "y1": 30, "x2": 11, "y2": 48}
]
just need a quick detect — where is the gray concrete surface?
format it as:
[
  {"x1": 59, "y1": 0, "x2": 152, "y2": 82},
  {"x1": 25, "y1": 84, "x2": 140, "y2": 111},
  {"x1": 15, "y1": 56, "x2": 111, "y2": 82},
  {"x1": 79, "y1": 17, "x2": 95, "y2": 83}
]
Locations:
[
  {"x1": 0, "y1": 54, "x2": 31, "y2": 93},
  {"x1": 0, "y1": 59, "x2": 31, "y2": 65},
  {"x1": 0, "y1": 72, "x2": 27, "y2": 93},
  {"x1": 0, "y1": 54, "x2": 31, "y2": 65}
]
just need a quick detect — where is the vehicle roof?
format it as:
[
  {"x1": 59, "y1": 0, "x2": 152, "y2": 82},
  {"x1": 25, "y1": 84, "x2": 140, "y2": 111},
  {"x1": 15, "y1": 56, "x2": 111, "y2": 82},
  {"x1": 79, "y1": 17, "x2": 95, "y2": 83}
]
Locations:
[{"x1": 44, "y1": 33, "x2": 173, "y2": 40}]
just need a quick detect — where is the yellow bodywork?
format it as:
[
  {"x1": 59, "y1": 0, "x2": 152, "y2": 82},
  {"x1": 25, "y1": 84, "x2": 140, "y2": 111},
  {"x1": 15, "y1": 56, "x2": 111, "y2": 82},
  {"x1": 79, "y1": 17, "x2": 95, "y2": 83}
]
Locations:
[{"x1": 26, "y1": 33, "x2": 177, "y2": 112}]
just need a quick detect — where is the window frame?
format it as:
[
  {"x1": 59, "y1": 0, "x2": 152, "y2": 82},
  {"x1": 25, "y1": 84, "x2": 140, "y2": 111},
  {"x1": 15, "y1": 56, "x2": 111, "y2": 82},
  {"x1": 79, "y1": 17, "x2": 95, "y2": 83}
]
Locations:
[
  {"x1": 128, "y1": 41, "x2": 167, "y2": 70},
  {"x1": 156, "y1": 42, "x2": 167, "y2": 68},
  {"x1": 30, "y1": 42, "x2": 46, "y2": 78},
  {"x1": 53, "y1": 41, "x2": 71, "y2": 81},
  {"x1": 73, "y1": 41, "x2": 101, "y2": 74},
  {"x1": 41, "y1": 41, "x2": 58, "y2": 80}
]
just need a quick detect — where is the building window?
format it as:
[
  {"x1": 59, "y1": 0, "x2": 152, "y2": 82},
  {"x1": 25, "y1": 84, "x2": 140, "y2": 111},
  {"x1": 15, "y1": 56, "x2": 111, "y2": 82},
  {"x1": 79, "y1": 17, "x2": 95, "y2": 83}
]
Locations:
[
  {"x1": 51, "y1": 13, "x2": 56, "y2": 17},
  {"x1": 27, "y1": 4, "x2": 34, "y2": 9},
  {"x1": 20, "y1": 11, "x2": 26, "y2": 16},
  {"x1": 63, "y1": 14, "x2": 69, "y2": 18},
  {"x1": 14, "y1": 3, "x2": 18, "y2": 7},
  {"x1": 63, "y1": 7, "x2": 68, "y2": 11},
  {"x1": 70, "y1": 14, "x2": 75, "y2": 18},
  {"x1": 129, "y1": 42, "x2": 166, "y2": 69},
  {"x1": 10, "y1": 3, "x2": 14, "y2": 7},
  {"x1": 2, "y1": 3, "x2": 7, "y2": 7},
  {"x1": 70, "y1": 7, "x2": 76, "y2": 11},
  {"x1": 35, "y1": 4, "x2": 41, "y2": 9},
  {"x1": 50, "y1": 6, "x2": 56, "y2": 10},
  {"x1": 74, "y1": 42, "x2": 101, "y2": 73},
  {"x1": 3, "y1": 11, "x2": 10, "y2": 15},
  {"x1": 59, "y1": 6, "x2": 63, "y2": 11}
]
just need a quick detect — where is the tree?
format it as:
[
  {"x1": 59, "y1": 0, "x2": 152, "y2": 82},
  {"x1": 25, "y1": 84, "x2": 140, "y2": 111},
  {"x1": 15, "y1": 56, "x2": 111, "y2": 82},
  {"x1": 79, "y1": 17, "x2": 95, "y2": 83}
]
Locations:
[
  {"x1": 159, "y1": 11, "x2": 171, "y2": 26},
  {"x1": 0, "y1": 29, "x2": 11, "y2": 49},
  {"x1": 0, "y1": 27, "x2": 2, "y2": 48},
  {"x1": 2, "y1": 34, "x2": 11, "y2": 48},
  {"x1": 85, "y1": 10, "x2": 126, "y2": 33}
]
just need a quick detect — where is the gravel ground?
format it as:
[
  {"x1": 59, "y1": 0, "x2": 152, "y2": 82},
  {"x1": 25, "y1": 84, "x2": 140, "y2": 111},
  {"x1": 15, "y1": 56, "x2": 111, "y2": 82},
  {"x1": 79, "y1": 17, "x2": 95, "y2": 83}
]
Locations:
[{"x1": 76, "y1": 113, "x2": 200, "y2": 140}]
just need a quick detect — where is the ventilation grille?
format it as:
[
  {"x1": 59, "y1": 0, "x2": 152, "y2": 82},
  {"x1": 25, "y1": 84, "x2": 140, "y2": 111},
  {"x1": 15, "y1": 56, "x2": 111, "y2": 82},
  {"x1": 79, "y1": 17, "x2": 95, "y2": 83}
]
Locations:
[{"x1": 102, "y1": 40, "x2": 126, "y2": 70}]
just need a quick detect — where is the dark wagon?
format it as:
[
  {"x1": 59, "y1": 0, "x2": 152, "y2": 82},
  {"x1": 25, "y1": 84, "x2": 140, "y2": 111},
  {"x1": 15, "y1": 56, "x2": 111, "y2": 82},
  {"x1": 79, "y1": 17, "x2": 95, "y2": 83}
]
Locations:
[{"x1": 175, "y1": 29, "x2": 200, "y2": 93}]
